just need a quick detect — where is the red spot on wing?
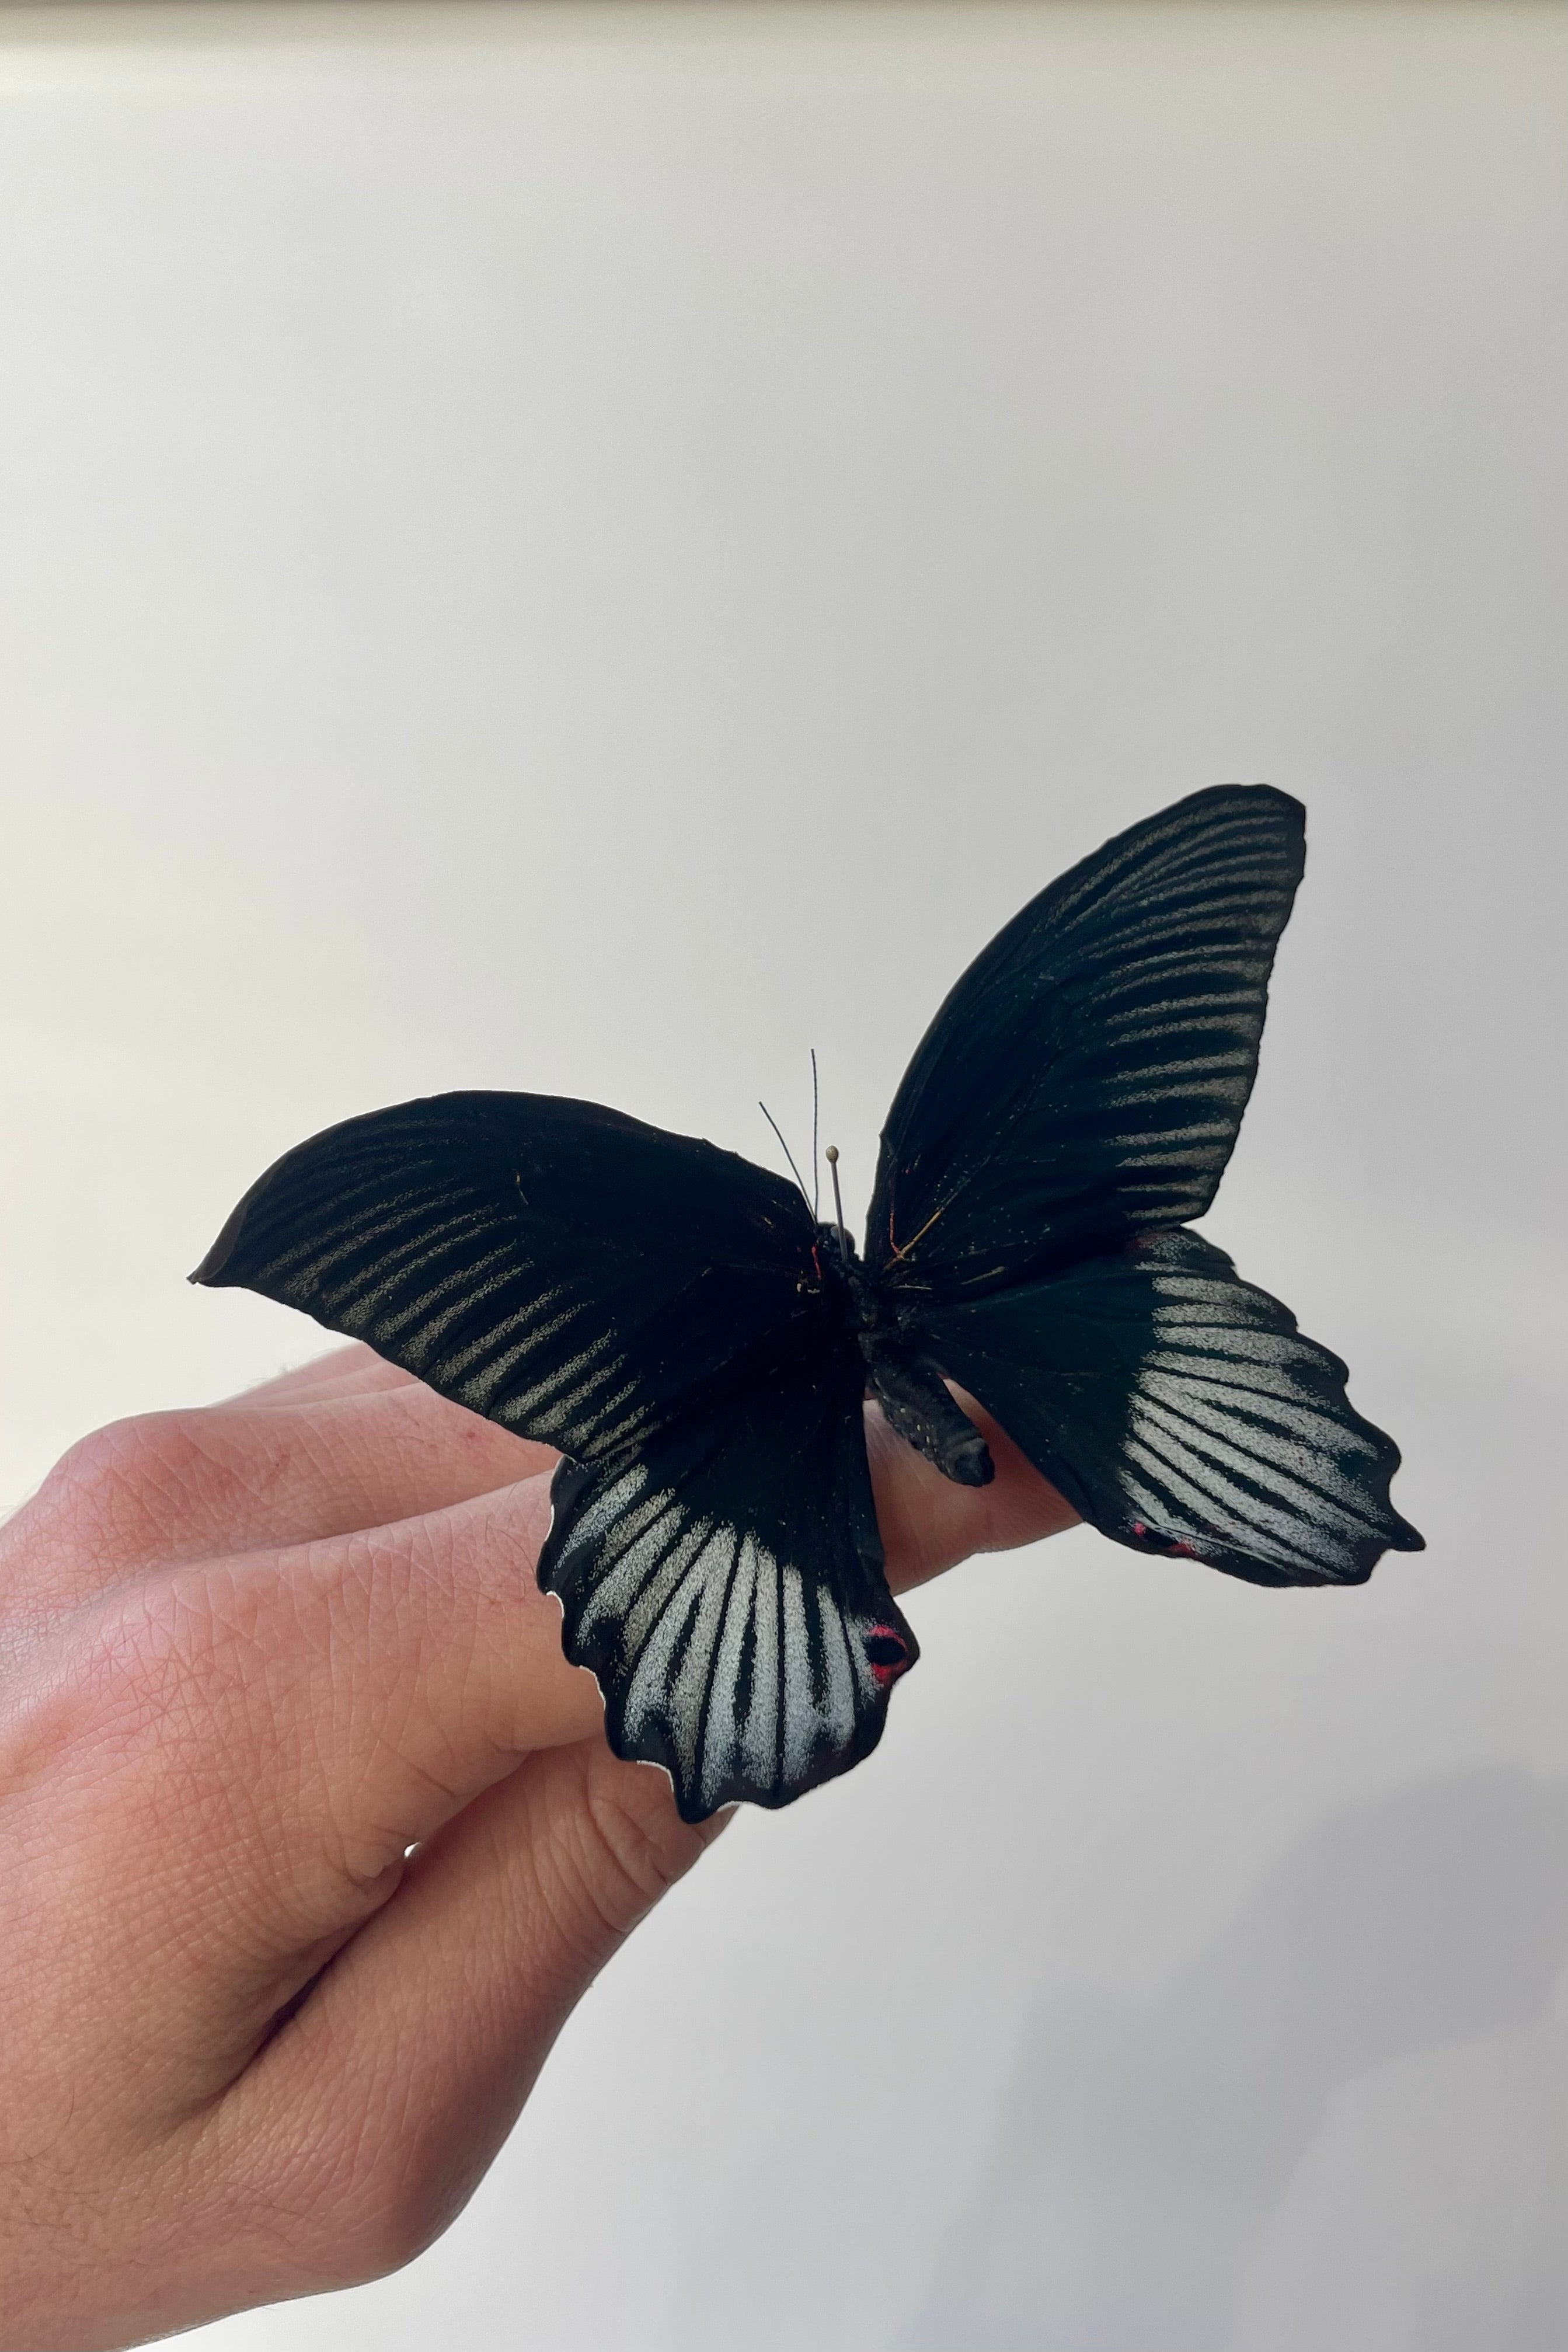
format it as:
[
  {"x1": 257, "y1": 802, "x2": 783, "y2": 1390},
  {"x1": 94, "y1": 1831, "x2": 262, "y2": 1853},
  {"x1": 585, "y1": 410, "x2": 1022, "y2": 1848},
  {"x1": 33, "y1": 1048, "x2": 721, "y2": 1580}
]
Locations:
[
  {"x1": 1131, "y1": 1520, "x2": 1198, "y2": 1559},
  {"x1": 863, "y1": 1624, "x2": 911, "y2": 1689}
]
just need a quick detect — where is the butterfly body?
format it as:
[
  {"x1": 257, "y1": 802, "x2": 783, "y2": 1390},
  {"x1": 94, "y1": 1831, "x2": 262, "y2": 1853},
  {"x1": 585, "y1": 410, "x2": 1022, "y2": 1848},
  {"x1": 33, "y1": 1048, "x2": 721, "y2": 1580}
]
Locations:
[
  {"x1": 860, "y1": 1326, "x2": 996, "y2": 1488},
  {"x1": 194, "y1": 786, "x2": 1423, "y2": 1822},
  {"x1": 806, "y1": 1217, "x2": 998, "y2": 1488}
]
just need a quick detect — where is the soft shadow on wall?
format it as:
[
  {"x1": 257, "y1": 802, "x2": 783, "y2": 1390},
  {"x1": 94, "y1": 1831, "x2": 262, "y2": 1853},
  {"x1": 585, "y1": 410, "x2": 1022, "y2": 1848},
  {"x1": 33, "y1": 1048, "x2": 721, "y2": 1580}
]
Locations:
[{"x1": 901, "y1": 1766, "x2": 1568, "y2": 2352}]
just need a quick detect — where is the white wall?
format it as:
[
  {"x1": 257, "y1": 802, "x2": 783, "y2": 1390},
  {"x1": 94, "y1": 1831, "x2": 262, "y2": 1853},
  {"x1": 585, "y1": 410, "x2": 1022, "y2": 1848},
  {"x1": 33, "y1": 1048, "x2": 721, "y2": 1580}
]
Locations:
[{"x1": 1, "y1": 5, "x2": 1564, "y2": 2345}]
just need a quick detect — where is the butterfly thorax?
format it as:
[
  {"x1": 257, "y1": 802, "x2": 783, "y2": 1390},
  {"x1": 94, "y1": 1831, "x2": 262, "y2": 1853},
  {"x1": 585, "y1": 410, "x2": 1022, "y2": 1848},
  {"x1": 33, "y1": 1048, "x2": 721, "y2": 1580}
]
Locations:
[{"x1": 816, "y1": 1221, "x2": 995, "y2": 1490}]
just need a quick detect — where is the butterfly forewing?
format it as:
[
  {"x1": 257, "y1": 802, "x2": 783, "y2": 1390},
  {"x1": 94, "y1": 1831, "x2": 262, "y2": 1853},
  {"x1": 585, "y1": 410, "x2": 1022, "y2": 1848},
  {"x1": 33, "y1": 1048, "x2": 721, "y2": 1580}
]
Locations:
[
  {"x1": 538, "y1": 1323, "x2": 916, "y2": 1820},
  {"x1": 919, "y1": 1230, "x2": 1422, "y2": 1586},
  {"x1": 192, "y1": 1091, "x2": 818, "y2": 1459},
  {"x1": 865, "y1": 787, "x2": 1306, "y2": 1298}
]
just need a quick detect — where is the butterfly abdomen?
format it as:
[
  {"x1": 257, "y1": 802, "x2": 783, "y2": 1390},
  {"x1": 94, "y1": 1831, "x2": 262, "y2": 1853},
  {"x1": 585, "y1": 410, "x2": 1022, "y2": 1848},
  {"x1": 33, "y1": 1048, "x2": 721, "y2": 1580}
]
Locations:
[{"x1": 862, "y1": 1334, "x2": 995, "y2": 1487}]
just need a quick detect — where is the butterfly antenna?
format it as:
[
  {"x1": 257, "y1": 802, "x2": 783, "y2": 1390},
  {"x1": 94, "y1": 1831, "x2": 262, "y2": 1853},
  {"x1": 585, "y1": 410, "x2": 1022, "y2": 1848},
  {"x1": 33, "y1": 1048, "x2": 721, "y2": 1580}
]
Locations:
[
  {"x1": 825, "y1": 1144, "x2": 849, "y2": 1264},
  {"x1": 758, "y1": 1100, "x2": 813, "y2": 1212},
  {"x1": 810, "y1": 1048, "x2": 821, "y2": 1218}
]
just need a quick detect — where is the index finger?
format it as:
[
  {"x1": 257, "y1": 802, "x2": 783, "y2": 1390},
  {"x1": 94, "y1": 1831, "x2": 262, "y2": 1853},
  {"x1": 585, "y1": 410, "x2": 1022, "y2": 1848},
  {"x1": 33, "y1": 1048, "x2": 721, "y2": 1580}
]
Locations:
[{"x1": 872, "y1": 1388, "x2": 1079, "y2": 1591}]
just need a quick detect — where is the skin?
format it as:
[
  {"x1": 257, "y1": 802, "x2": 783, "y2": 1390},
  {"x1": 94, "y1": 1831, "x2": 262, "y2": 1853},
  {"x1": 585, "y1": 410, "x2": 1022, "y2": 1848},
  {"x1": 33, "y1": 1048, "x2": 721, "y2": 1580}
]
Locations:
[{"x1": 0, "y1": 1346, "x2": 1075, "y2": 2350}]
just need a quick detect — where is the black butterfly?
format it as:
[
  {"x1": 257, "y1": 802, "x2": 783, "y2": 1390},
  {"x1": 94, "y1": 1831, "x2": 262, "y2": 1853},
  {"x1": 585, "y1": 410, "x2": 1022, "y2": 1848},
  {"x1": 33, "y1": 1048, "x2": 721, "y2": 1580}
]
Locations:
[{"x1": 193, "y1": 788, "x2": 1422, "y2": 1822}]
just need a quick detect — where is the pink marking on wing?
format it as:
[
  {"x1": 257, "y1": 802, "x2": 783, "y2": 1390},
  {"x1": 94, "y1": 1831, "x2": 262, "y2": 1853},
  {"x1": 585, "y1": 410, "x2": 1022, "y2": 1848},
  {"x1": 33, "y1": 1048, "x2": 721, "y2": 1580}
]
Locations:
[{"x1": 863, "y1": 1624, "x2": 911, "y2": 1689}]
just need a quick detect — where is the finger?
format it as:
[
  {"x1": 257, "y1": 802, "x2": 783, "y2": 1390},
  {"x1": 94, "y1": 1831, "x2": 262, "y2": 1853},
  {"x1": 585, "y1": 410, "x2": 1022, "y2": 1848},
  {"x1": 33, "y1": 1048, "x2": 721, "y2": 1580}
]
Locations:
[
  {"x1": 231, "y1": 1342, "x2": 419, "y2": 1406},
  {"x1": 155, "y1": 1377, "x2": 1076, "y2": 2299},
  {"x1": 39, "y1": 1398, "x2": 1072, "y2": 2088},
  {"x1": 39, "y1": 1473, "x2": 603, "y2": 2073},
  {"x1": 73, "y1": 1389, "x2": 1064, "y2": 1957},
  {"x1": 127, "y1": 1379, "x2": 1065, "y2": 1912},
  {"x1": 206, "y1": 1742, "x2": 720, "y2": 2287},
  {"x1": 4, "y1": 1377, "x2": 557, "y2": 1611},
  {"x1": 869, "y1": 1389, "x2": 1078, "y2": 1593}
]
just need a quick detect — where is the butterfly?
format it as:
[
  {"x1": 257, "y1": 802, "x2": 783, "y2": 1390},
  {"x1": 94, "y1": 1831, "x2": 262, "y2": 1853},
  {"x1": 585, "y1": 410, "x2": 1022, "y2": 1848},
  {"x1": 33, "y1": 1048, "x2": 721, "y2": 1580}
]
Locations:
[{"x1": 193, "y1": 786, "x2": 1422, "y2": 1822}]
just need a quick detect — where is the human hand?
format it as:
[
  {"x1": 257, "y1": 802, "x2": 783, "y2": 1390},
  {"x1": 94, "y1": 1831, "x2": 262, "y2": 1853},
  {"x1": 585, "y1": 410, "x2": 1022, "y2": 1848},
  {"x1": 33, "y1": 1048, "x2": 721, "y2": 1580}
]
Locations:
[{"x1": 0, "y1": 1346, "x2": 1074, "y2": 2350}]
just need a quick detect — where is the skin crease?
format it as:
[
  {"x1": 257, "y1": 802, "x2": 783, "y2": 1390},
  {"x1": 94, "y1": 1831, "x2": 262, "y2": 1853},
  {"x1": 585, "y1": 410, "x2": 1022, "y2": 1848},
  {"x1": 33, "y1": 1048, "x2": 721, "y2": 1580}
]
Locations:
[{"x1": 0, "y1": 1343, "x2": 1076, "y2": 2351}]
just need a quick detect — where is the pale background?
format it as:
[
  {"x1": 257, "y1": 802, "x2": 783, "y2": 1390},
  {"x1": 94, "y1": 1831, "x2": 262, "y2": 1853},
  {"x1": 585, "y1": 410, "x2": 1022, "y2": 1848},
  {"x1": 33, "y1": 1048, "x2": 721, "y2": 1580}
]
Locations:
[{"x1": 1, "y1": 3, "x2": 1564, "y2": 2345}]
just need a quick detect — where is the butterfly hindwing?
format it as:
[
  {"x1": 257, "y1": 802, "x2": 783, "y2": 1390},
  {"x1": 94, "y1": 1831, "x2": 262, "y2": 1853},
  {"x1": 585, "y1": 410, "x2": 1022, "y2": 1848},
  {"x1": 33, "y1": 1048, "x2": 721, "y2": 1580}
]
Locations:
[
  {"x1": 865, "y1": 786, "x2": 1306, "y2": 1299},
  {"x1": 917, "y1": 1228, "x2": 1423, "y2": 1586},
  {"x1": 539, "y1": 1323, "x2": 917, "y2": 1820},
  {"x1": 193, "y1": 1090, "x2": 818, "y2": 1459}
]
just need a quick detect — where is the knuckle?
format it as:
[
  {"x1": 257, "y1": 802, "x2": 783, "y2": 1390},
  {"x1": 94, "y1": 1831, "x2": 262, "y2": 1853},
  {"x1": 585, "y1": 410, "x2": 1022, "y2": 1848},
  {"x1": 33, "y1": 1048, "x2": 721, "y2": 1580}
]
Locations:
[
  {"x1": 32, "y1": 1410, "x2": 234, "y2": 1567},
  {"x1": 29, "y1": 1419, "x2": 140, "y2": 1549},
  {"x1": 62, "y1": 1411, "x2": 192, "y2": 1500},
  {"x1": 13, "y1": 1571, "x2": 259, "y2": 1827},
  {"x1": 90, "y1": 1571, "x2": 244, "y2": 1730}
]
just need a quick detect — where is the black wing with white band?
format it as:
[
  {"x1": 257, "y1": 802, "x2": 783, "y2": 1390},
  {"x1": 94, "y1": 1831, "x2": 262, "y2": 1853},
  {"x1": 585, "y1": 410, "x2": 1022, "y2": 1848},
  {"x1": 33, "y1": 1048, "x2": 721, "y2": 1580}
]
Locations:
[
  {"x1": 919, "y1": 1229, "x2": 1423, "y2": 1586},
  {"x1": 192, "y1": 1090, "x2": 818, "y2": 1461},
  {"x1": 539, "y1": 1322, "x2": 916, "y2": 1820}
]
